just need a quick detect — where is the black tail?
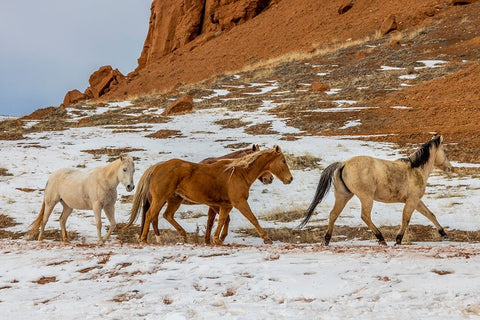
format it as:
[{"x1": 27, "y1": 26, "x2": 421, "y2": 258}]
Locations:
[{"x1": 298, "y1": 162, "x2": 342, "y2": 228}]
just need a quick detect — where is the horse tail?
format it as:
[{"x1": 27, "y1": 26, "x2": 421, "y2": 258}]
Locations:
[
  {"x1": 298, "y1": 162, "x2": 342, "y2": 228},
  {"x1": 139, "y1": 196, "x2": 151, "y2": 239},
  {"x1": 124, "y1": 164, "x2": 156, "y2": 229},
  {"x1": 26, "y1": 200, "x2": 46, "y2": 240}
]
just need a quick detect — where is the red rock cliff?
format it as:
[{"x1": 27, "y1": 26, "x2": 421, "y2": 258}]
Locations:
[{"x1": 136, "y1": 0, "x2": 272, "y2": 70}]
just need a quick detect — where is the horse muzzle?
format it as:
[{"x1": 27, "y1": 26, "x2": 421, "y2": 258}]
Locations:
[
  {"x1": 261, "y1": 176, "x2": 274, "y2": 185},
  {"x1": 126, "y1": 184, "x2": 135, "y2": 192},
  {"x1": 283, "y1": 176, "x2": 293, "y2": 184}
]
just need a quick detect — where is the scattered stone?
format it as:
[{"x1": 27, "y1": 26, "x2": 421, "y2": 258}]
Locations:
[
  {"x1": 162, "y1": 94, "x2": 194, "y2": 116},
  {"x1": 311, "y1": 82, "x2": 330, "y2": 92}
]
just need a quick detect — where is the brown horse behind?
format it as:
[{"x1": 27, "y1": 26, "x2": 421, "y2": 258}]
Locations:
[
  {"x1": 128, "y1": 146, "x2": 293, "y2": 244},
  {"x1": 145, "y1": 145, "x2": 274, "y2": 243}
]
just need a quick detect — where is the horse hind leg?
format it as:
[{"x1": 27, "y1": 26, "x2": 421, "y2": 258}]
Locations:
[
  {"x1": 359, "y1": 197, "x2": 387, "y2": 245},
  {"x1": 140, "y1": 198, "x2": 167, "y2": 244},
  {"x1": 162, "y1": 197, "x2": 186, "y2": 243},
  {"x1": 324, "y1": 191, "x2": 353, "y2": 245},
  {"x1": 38, "y1": 200, "x2": 57, "y2": 241},
  {"x1": 59, "y1": 201, "x2": 73, "y2": 242}
]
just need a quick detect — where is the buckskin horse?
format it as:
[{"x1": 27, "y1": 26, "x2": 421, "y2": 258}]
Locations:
[
  {"x1": 299, "y1": 135, "x2": 451, "y2": 245},
  {"x1": 128, "y1": 146, "x2": 293, "y2": 244}
]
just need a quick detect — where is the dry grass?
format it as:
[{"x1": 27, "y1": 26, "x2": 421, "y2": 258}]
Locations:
[
  {"x1": 114, "y1": 223, "x2": 203, "y2": 244},
  {"x1": 81, "y1": 147, "x2": 144, "y2": 161},
  {"x1": 284, "y1": 153, "x2": 322, "y2": 170},
  {"x1": 244, "y1": 122, "x2": 278, "y2": 135},
  {"x1": 239, "y1": 224, "x2": 480, "y2": 244},
  {"x1": 214, "y1": 118, "x2": 252, "y2": 129},
  {"x1": 146, "y1": 129, "x2": 184, "y2": 139},
  {"x1": 0, "y1": 168, "x2": 13, "y2": 176}
]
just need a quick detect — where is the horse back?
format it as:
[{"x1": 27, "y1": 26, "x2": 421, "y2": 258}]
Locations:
[{"x1": 342, "y1": 156, "x2": 412, "y2": 202}]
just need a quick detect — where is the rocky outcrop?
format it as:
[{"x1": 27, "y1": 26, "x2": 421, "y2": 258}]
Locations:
[
  {"x1": 62, "y1": 89, "x2": 86, "y2": 106},
  {"x1": 162, "y1": 94, "x2": 194, "y2": 115},
  {"x1": 380, "y1": 14, "x2": 397, "y2": 35},
  {"x1": 137, "y1": 0, "x2": 272, "y2": 70},
  {"x1": 85, "y1": 66, "x2": 125, "y2": 99}
]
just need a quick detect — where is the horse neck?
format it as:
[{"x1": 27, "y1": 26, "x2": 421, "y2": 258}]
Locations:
[
  {"x1": 414, "y1": 147, "x2": 437, "y2": 180},
  {"x1": 101, "y1": 160, "x2": 121, "y2": 188},
  {"x1": 240, "y1": 151, "x2": 274, "y2": 184}
]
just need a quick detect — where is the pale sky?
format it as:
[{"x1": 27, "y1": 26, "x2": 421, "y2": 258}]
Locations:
[{"x1": 0, "y1": 1, "x2": 152, "y2": 116}]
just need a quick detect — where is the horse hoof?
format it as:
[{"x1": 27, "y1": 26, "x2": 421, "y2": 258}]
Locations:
[
  {"x1": 379, "y1": 240, "x2": 388, "y2": 246},
  {"x1": 263, "y1": 238, "x2": 273, "y2": 245}
]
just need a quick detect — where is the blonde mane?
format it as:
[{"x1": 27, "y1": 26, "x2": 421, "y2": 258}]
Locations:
[{"x1": 225, "y1": 149, "x2": 273, "y2": 170}]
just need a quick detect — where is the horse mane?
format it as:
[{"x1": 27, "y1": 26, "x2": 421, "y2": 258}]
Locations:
[
  {"x1": 404, "y1": 136, "x2": 441, "y2": 168},
  {"x1": 224, "y1": 149, "x2": 273, "y2": 169}
]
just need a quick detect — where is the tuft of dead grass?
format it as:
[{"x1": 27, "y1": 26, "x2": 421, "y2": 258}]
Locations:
[
  {"x1": 114, "y1": 223, "x2": 203, "y2": 244},
  {"x1": 0, "y1": 168, "x2": 13, "y2": 176},
  {"x1": 146, "y1": 129, "x2": 184, "y2": 139},
  {"x1": 284, "y1": 153, "x2": 322, "y2": 170},
  {"x1": 239, "y1": 224, "x2": 480, "y2": 244},
  {"x1": 214, "y1": 118, "x2": 252, "y2": 129}
]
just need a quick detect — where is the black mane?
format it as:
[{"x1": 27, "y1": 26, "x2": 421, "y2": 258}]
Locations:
[{"x1": 404, "y1": 136, "x2": 441, "y2": 168}]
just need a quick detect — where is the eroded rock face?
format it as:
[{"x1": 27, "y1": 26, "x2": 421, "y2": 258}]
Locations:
[
  {"x1": 136, "y1": 0, "x2": 272, "y2": 70},
  {"x1": 62, "y1": 89, "x2": 86, "y2": 106},
  {"x1": 86, "y1": 66, "x2": 125, "y2": 99}
]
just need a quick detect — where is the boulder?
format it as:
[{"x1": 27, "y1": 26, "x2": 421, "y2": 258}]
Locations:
[
  {"x1": 380, "y1": 14, "x2": 397, "y2": 35},
  {"x1": 338, "y1": 1, "x2": 354, "y2": 14},
  {"x1": 311, "y1": 81, "x2": 330, "y2": 92},
  {"x1": 162, "y1": 94, "x2": 194, "y2": 116},
  {"x1": 62, "y1": 89, "x2": 86, "y2": 106},
  {"x1": 86, "y1": 65, "x2": 125, "y2": 98}
]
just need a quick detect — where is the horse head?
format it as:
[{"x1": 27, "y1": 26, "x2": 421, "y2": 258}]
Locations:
[
  {"x1": 119, "y1": 154, "x2": 135, "y2": 192},
  {"x1": 433, "y1": 135, "x2": 452, "y2": 173},
  {"x1": 250, "y1": 144, "x2": 274, "y2": 185},
  {"x1": 265, "y1": 145, "x2": 293, "y2": 184}
]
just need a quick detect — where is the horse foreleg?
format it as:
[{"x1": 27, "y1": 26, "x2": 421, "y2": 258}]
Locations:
[
  {"x1": 219, "y1": 215, "x2": 231, "y2": 243},
  {"x1": 395, "y1": 200, "x2": 418, "y2": 245},
  {"x1": 205, "y1": 206, "x2": 219, "y2": 245},
  {"x1": 92, "y1": 203, "x2": 104, "y2": 245},
  {"x1": 59, "y1": 202, "x2": 73, "y2": 243},
  {"x1": 234, "y1": 200, "x2": 272, "y2": 244},
  {"x1": 324, "y1": 192, "x2": 353, "y2": 245},
  {"x1": 213, "y1": 207, "x2": 232, "y2": 245},
  {"x1": 163, "y1": 197, "x2": 186, "y2": 243},
  {"x1": 415, "y1": 200, "x2": 449, "y2": 241},
  {"x1": 102, "y1": 204, "x2": 116, "y2": 243},
  {"x1": 359, "y1": 197, "x2": 387, "y2": 245}
]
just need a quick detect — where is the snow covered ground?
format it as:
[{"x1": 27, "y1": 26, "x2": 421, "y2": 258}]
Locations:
[{"x1": 1, "y1": 68, "x2": 480, "y2": 318}]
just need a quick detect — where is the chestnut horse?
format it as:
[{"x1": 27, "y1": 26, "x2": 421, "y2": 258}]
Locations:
[
  {"x1": 142, "y1": 145, "x2": 274, "y2": 243},
  {"x1": 26, "y1": 155, "x2": 135, "y2": 244},
  {"x1": 299, "y1": 135, "x2": 451, "y2": 245},
  {"x1": 128, "y1": 146, "x2": 293, "y2": 244}
]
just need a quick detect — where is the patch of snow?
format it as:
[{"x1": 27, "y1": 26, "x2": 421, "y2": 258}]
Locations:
[
  {"x1": 399, "y1": 74, "x2": 418, "y2": 80},
  {"x1": 340, "y1": 119, "x2": 361, "y2": 129},
  {"x1": 378, "y1": 66, "x2": 405, "y2": 71}
]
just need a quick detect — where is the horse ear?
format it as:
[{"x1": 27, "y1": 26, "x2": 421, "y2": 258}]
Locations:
[
  {"x1": 252, "y1": 144, "x2": 259, "y2": 151},
  {"x1": 438, "y1": 135, "x2": 444, "y2": 143},
  {"x1": 273, "y1": 145, "x2": 281, "y2": 153},
  {"x1": 120, "y1": 153, "x2": 126, "y2": 161}
]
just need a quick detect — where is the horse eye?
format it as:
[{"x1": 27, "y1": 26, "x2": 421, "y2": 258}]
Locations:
[
  {"x1": 282, "y1": 160, "x2": 286, "y2": 164},
  {"x1": 123, "y1": 168, "x2": 127, "y2": 172}
]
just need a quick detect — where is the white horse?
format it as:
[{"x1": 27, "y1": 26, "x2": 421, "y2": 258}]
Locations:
[{"x1": 27, "y1": 154, "x2": 135, "y2": 244}]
